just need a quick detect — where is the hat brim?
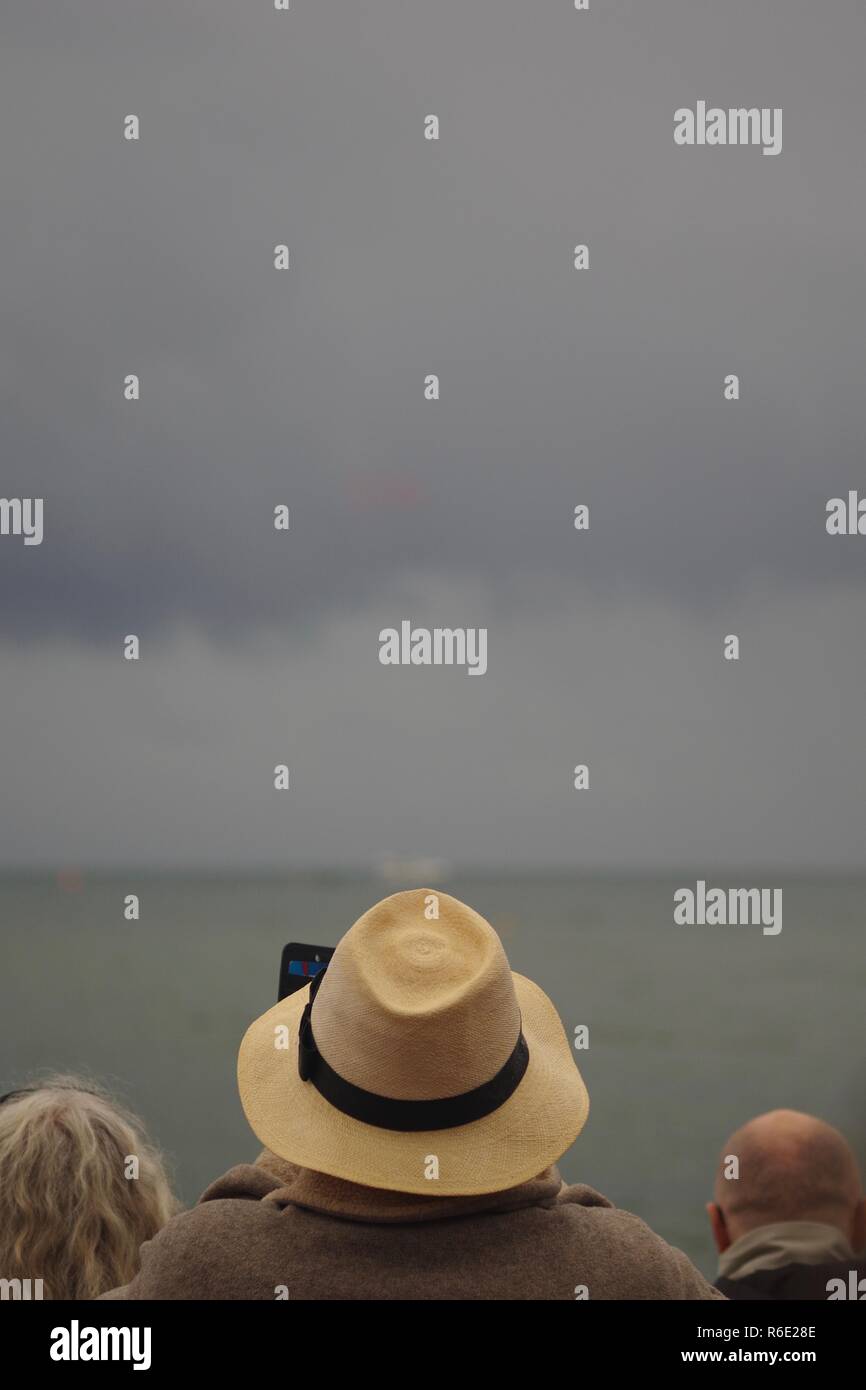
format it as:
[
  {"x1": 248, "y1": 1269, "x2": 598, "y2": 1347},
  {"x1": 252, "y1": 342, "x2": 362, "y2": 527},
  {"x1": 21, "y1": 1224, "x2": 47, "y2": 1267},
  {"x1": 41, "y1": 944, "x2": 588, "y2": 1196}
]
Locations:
[{"x1": 237, "y1": 972, "x2": 589, "y2": 1196}]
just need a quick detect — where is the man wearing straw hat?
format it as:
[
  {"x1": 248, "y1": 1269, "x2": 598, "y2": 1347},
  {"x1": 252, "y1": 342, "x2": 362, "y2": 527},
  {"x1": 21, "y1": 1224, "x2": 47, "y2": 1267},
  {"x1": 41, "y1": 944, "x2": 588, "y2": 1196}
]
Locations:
[{"x1": 103, "y1": 890, "x2": 723, "y2": 1300}]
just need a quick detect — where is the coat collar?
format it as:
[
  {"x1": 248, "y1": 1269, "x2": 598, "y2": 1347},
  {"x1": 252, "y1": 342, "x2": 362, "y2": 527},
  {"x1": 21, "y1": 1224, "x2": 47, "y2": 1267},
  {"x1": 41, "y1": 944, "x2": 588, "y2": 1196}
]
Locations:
[
  {"x1": 718, "y1": 1220, "x2": 855, "y2": 1282},
  {"x1": 201, "y1": 1151, "x2": 565, "y2": 1225}
]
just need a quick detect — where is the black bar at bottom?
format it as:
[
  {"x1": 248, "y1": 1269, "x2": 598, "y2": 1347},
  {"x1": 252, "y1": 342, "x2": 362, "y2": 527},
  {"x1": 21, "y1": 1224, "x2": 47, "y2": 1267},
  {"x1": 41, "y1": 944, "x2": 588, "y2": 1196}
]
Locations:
[{"x1": 5, "y1": 1297, "x2": 860, "y2": 1374}]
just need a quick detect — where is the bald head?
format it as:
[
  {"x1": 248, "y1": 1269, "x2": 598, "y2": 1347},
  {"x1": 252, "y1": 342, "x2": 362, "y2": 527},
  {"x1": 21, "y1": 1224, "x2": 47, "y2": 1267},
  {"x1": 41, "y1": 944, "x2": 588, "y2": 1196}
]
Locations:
[{"x1": 713, "y1": 1110, "x2": 863, "y2": 1241}]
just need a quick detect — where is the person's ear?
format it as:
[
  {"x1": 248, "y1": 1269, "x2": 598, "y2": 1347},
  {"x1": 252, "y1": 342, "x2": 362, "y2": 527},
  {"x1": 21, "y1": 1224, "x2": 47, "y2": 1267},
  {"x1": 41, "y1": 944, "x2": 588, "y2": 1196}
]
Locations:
[
  {"x1": 706, "y1": 1201, "x2": 731, "y2": 1254},
  {"x1": 850, "y1": 1197, "x2": 866, "y2": 1253}
]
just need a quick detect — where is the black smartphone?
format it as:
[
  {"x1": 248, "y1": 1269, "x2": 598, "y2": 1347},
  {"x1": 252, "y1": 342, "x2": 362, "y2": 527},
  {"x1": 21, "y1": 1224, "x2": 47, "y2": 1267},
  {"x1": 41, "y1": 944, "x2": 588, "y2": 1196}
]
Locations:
[{"x1": 278, "y1": 942, "x2": 334, "y2": 1001}]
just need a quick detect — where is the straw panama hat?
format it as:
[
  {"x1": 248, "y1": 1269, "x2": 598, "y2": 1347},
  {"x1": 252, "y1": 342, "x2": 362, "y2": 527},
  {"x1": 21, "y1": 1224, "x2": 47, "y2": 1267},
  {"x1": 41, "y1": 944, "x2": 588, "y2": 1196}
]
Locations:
[{"x1": 237, "y1": 889, "x2": 590, "y2": 1196}]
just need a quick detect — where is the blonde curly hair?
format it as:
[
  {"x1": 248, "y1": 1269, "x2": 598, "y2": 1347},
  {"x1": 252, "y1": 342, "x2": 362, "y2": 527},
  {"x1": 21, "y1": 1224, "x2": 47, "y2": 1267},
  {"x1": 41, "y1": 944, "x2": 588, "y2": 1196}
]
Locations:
[{"x1": 0, "y1": 1074, "x2": 178, "y2": 1299}]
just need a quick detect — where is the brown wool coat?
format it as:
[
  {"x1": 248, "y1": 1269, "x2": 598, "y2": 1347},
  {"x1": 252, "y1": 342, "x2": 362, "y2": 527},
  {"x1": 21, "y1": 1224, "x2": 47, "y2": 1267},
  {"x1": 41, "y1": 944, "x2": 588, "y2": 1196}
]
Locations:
[{"x1": 101, "y1": 1152, "x2": 725, "y2": 1301}]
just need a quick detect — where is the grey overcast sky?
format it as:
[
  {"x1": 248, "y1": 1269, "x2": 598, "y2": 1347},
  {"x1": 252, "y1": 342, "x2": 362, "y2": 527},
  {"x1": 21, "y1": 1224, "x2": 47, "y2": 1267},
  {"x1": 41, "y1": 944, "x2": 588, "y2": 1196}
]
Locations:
[{"x1": 2, "y1": 1, "x2": 865, "y2": 869}]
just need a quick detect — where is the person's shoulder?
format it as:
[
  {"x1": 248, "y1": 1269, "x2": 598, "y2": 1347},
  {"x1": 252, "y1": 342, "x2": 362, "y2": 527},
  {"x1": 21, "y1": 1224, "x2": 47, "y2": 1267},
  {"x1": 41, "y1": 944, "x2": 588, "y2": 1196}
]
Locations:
[
  {"x1": 719, "y1": 1257, "x2": 866, "y2": 1302},
  {"x1": 553, "y1": 1184, "x2": 726, "y2": 1300},
  {"x1": 98, "y1": 1165, "x2": 291, "y2": 1300}
]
